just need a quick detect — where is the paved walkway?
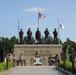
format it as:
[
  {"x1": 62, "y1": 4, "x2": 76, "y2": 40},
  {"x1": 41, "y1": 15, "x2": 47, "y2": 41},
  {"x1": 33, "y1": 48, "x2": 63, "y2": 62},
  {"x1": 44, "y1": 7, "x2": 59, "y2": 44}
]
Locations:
[{"x1": 0, "y1": 66, "x2": 65, "y2": 75}]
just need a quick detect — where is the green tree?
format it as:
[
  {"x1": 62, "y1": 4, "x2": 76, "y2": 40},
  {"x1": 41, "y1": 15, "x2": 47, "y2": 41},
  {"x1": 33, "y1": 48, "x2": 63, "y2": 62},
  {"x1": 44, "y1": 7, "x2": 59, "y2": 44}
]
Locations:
[
  {"x1": 0, "y1": 37, "x2": 11, "y2": 55},
  {"x1": 10, "y1": 36, "x2": 18, "y2": 44},
  {"x1": 63, "y1": 40, "x2": 76, "y2": 53},
  {"x1": 66, "y1": 38, "x2": 71, "y2": 42},
  {"x1": 24, "y1": 36, "x2": 35, "y2": 44},
  {"x1": 30, "y1": 36, "x2": 35, "y2": 44},
  {"x1": 0, "y1": 36, "x2": 18, "y2": 56},
  {"x1": 47, "y1": 36, "x2": 53, "y2": 44},
  {"x1": 39, "y1": 36, "x2": 45, "y2": 44},
  {"x1": 10, "y1": 36, "x2": 18, "y2": 53}
]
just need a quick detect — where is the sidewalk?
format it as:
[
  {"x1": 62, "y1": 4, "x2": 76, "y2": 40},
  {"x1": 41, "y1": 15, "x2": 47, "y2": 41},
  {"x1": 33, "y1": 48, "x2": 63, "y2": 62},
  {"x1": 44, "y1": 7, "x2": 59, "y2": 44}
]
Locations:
[
  {"x1": 0, "y1": 66, "x2": 65, "y2": 75},
  {"x1": 0, "y1": 67, "x2": 16, "y2": 75}
]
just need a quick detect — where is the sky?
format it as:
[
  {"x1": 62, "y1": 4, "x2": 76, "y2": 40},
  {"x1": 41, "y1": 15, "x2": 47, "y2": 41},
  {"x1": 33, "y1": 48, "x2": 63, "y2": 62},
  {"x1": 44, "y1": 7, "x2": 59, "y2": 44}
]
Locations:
[{"x1": 0, "y1": 0, "x2": 76, "y2": 43}]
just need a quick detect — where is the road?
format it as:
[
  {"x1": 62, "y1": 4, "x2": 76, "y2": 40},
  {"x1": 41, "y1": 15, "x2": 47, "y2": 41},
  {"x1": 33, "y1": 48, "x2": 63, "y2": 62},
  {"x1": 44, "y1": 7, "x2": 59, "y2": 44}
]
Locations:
[{"x1": 2, "y1": 66, "x2": 65, "y2": 75}]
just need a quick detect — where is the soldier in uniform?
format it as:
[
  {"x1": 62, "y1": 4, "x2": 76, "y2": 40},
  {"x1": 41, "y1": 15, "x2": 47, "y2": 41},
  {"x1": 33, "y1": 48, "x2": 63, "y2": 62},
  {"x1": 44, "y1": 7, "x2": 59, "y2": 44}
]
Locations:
[
  {"x1": 54, "y1": 54, "x2": 60, "y2": 66},
  {"x1": 48, "y1": 54, "x2": 53, "y2": 65},
  {"x1": 35, "y1": 28, "x2": 41, "y2": 43},
  {"x1": 27, "y1": 28, "x2": 32, "y2": 43},
  {"x1": 19, "y1": 53, "x2": 26, "y2": 66},
  {"x1": 13, "y1": 54, "x2": 16, "y2": 67},
  {"x1": 53, "y1": 28, "x2": 58, "y2": 43},
  {"x1": 19, "y1": 29, "x2": 24, "y2": 43},
  {"x1": 35, "y1": 50, "x2": 41, "y2": 57},
  {"x1": 44, "y1": 28, "x2": 49, "y2": 42}
]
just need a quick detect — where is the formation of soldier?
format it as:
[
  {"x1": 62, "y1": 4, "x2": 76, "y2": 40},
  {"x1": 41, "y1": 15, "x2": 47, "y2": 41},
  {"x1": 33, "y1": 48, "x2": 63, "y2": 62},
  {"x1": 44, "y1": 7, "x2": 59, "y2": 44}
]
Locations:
[{"x1": 19, "y1": 28, "x2": 58, "y2": 44}]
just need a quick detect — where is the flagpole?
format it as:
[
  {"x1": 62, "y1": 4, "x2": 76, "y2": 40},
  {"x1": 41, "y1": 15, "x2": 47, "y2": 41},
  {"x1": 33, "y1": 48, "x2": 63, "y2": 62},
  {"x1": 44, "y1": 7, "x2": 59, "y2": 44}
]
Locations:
[
  {"x1": 18, "y1": 19, "x2": 20, "y2": 43},
  {"x1": 58, "y1": 19, "x2": 60, "y2": 44},
  {"x1": 38, "y1": 8, "x2": 39, "y2": 29}
]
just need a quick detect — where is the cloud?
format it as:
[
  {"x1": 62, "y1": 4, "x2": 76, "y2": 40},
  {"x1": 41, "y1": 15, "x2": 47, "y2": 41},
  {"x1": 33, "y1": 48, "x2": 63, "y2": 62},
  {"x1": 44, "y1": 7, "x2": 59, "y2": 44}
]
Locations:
[
  {"x1": 28, "y1": 24, "x2": 42, "y2": 28},
  {"x1": 25, "y1": 8, "x2": 47, "y2": 12},
  {"x1": 29, "y1": 24, "x2": 38, "y2": 28}
]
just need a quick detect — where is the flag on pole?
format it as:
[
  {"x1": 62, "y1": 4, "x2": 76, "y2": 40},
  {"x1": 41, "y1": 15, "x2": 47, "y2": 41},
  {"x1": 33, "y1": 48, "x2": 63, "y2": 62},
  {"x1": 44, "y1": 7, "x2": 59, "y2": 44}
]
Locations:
[
  {"x1": 17, "y1": 19, "x2": 20, "y2": 30},
  {"x1": 39, "y1": 13, "x2": 46, "y2": 19},
  {"x1": 60, "y1": 24, "x2": 64, "y2": 29}
]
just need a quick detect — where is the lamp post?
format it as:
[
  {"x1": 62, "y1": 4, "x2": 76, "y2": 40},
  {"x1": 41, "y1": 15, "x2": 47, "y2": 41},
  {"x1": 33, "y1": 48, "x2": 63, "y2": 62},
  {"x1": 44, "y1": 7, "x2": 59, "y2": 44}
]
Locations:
[
  {"x1": 63, "y1": 52, "x2": 66, "y2": 70},
  {"x1": 13, "y1": 54, "x2": 16, "y2": 67},
  {"x1": 6, "y1": 54, "x2": 8, "y2": 70},
  {"x1": 71, "y1": 47, "x2": 75, "y2": 74}
]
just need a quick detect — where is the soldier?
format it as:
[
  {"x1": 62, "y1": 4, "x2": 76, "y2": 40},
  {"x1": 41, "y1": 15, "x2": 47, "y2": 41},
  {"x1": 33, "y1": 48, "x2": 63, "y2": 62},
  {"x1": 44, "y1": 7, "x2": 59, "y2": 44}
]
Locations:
[
  {"x1": 35, "y1": 50, "x2": 41, "y2": 57},
  {"x1": 54, "y1": 54, "x2": 60, "y2": 66},
  {"x1": 35, "y1": 28, "x2": 41, "y2": 43},
  {"x1": 48, "y1": 54, "x2": 53, "y2": 65},
  {"x1": 19, "y1": 29, "x2": 24, "y2": 43},
  {"x1": 19, "y1": 53, "x2": 24, "y2": 66},
  {"x1": 53, "y1": 28, "x2": 58, "y2": 43},
  {"x1": 27, "y1": 28, "x2": 32, "y2": 43},
  {"x1": 44, "y1": 28, "x2": 49, "y2": 42},
  {"x1": 13, "y1": 54, "x2": 16, "y2": 67}
]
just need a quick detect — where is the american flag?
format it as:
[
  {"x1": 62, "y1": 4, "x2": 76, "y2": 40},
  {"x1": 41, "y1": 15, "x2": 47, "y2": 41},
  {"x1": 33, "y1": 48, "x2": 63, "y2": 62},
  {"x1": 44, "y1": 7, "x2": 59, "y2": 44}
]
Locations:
[{"x1": 39, "y1": 13, "x2": 46, "y2": 19}]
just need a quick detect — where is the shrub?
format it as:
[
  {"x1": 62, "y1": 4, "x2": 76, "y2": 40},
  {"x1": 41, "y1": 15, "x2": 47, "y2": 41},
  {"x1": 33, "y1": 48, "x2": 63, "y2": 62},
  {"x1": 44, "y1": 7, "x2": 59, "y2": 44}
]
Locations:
[
  {"x1": 0, "y1": 62, "x2": 14, "y2": 72},
  {"x1": 59, "y1": 61, "x2": 76, "y2": 73},
  {"x1": 59, "y1": 61, "x2": 64, "y2": 68},
  {"x1": 0, "y1": 62, "x2": 6, "y2": 72},
  {"x1": 65, "y1": 61, "x2": 72, "y2": 72},
  {"x1": 8, "y1": 62, "x2": 14, "y2": 69}
]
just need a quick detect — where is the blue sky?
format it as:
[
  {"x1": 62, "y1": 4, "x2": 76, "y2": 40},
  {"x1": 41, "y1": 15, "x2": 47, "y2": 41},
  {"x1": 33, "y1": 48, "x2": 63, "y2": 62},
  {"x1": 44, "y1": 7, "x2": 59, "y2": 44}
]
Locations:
[{"x1": 0, "y1": 0, "x2": 76, "y2": 43}]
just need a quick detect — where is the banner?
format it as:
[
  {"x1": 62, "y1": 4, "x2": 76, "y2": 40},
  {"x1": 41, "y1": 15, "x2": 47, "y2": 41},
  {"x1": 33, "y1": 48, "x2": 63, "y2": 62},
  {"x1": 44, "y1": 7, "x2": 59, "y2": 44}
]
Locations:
[{"x1": 33, "y1": 58, "x2": 42, "y2": 65}]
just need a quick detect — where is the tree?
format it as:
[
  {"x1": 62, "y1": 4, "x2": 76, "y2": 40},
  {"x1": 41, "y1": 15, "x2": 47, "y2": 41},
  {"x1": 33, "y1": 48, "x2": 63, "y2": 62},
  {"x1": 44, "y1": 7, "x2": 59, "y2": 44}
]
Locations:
[
  {"x1": 10, "y1": 36, "x2": 18, "y2": 53},
  {"x1": 39, "y1": 36, "x2": 45, "y2": 44},
  {"x1": 66, "y1": 38, "x2": 71, "y2": 42},
  {"x1": 0, "y1": 36, "x2": 18, "y2": 56},
  {"x1": 10, "y1": 36, "x2": 18, "y2": 44},
  {"x1": 24, "y1": 36, "x2": 35, "y2": 44},
  {"x1": 63, "y1": 41, "x2": 76, "y2": 53},
  {"x1": 47, "y1": 36, "x2": 53, "y2": 44}
]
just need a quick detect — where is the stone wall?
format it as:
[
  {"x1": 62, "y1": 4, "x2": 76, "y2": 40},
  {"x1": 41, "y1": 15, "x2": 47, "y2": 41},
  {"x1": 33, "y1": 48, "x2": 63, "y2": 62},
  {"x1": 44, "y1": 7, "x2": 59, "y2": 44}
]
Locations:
[{"x1": 14, "y1": 44, "x2": 62, "y2": 66}]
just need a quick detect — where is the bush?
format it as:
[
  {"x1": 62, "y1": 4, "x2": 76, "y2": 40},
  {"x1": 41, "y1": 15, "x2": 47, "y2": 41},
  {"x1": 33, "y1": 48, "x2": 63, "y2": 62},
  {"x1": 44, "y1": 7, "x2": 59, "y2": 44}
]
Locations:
[
  {"x1": 8, "y1": 62, "x2": 14, "y2": 69},
  {"x1": 59, "y1": 61, "x2": 64, "y2": 68},
  {"x1": 59, "y1": 61, "x2": 76, "y2": 73},
  {"x1": 0, "y1": 62, "x2": 6, "y2": 72},
  {"x1": 0, "y1": 62, "x2": 14, "y2": 72},
  {"x1": 65, "y1": 61, "x2": 72, "y2": 72}
]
